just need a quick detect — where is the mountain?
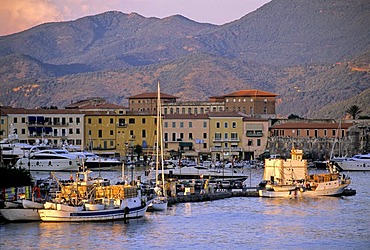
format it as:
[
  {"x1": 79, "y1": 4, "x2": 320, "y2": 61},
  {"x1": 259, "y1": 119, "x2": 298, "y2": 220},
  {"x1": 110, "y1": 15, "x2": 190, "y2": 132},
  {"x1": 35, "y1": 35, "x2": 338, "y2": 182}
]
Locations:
[{"x1": 0, "y1": 0, "x2": 369, "y2": 119}]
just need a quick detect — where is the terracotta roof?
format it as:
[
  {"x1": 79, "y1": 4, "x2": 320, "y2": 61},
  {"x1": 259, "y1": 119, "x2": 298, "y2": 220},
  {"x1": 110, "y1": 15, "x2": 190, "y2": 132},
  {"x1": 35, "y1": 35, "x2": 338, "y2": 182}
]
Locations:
[
  {"x1": 164, "y1": 114, "x2": 209, "y2": 119},
  {"x1": 211, "y1": 89, "x2": 278, "y2": 99},
  {"x1": 2, "y1": 108, "x2": 83, "y2": 115},
  {"x1": 271, "y1": 122, "x2": 353, "y2": 129},
  {"x1": 208, "y1": 112, "x2": 244, "y2": 118},
  {"x1": 128, "y1": 92, "x2": 178, "y2": 99}
]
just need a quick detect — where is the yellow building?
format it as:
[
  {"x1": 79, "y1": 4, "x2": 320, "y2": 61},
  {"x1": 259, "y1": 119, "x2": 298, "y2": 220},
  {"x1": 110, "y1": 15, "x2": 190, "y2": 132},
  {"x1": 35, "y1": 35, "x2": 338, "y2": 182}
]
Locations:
[{"x1": 208, "y1": 112, "x2": 244, "y2": 162}]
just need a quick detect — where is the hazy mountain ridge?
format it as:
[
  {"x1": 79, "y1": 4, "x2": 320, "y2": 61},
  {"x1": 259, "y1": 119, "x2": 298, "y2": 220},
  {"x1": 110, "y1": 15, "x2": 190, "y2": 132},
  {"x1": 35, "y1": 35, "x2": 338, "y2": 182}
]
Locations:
[{"x1": 0, "y1": 0, "x2": 369, "y2": 119}]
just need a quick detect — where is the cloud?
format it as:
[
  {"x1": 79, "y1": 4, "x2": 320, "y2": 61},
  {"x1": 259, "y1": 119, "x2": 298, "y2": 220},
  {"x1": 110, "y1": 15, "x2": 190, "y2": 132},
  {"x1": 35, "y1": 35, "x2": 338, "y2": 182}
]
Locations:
[{"x1": 0, "y1": 0, "x2": 62, "y2": 36}]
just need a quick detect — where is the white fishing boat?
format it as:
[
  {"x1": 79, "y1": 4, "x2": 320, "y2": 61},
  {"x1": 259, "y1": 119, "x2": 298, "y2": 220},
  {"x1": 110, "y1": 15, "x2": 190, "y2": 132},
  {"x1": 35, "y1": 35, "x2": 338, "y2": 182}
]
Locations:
[
  {"x1": 0, "y1": 207, "x2": 41, "y2": 221},
  {"x1": 0, "y1": 199, "x2": 44, "y2": 222},
  {"x1": 259, "y1": 147, "x2": 351, "y2": 198},
  {"x1": 37, "y1": 168, "x2": 152, "y2": 222}
]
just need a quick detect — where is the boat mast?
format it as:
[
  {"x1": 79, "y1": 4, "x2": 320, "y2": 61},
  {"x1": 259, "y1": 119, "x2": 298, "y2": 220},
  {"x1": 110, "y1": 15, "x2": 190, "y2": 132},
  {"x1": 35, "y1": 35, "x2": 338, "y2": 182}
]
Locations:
[{"x1": 157, "y1": 81, "x2": 166, "y2": 197}]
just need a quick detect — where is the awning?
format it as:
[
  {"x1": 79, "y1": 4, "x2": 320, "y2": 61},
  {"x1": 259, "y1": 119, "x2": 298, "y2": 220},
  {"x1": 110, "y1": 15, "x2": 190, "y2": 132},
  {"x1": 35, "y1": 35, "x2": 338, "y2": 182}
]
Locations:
[
  {"x1": 179, "y1": 142, "x2": 193, "y2": 147},
  {"x1": 183, "y1": 150, "x2": 198, "y2": 157}
]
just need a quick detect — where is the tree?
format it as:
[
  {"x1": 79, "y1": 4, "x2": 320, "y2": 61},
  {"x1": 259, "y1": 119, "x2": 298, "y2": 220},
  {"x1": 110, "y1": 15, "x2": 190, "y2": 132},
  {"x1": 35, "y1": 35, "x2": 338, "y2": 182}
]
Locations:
[
  {"x1": 134, "y1": 144, "x2": 143, "y2": 158},
  {"x1": 287, "y1": 114, "x2": 302, "y2": 119},
  {"x1": 346, "y1": 105, "x2": 362, "y2": 119}
]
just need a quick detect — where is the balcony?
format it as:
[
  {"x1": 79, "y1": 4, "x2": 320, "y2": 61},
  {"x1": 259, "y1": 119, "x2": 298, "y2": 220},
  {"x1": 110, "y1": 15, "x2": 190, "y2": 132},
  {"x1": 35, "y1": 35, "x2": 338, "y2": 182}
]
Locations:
[
  {"x1": 210, "y1": 147, "x2": 242, "y2": 152},
  {"x1": 246, "y1": 132, "x2": 264, "y2": 137},
  {"x1": 213, "y1": 138, "x2": 240, "y2": 142}
]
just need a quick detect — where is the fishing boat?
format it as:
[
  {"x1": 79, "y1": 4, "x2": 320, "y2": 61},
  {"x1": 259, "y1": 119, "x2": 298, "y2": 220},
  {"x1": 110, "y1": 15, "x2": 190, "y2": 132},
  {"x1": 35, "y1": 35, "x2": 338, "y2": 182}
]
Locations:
[
  {"x1": 37, "y1": 168, "x2": 152, "y2": 222},
  {"x1": 150, "y1": 81, "x2": 168, "y2": 212},
  {"x1": 258, "y1": 147, "x2": 351, "y2": 198},
  {"x1": 0, "y1": 199, "x2": 44, "y2": 222}
]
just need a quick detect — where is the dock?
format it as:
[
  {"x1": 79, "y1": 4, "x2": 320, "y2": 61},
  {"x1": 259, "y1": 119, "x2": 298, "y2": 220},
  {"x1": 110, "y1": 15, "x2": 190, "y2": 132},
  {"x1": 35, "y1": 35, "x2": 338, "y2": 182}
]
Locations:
[
  {"x1": 167, "y1": 188, "x2": 259, "y2": 205},
  {"x1": 166, "y1": 187, "x2": 356, "y2": 206}
]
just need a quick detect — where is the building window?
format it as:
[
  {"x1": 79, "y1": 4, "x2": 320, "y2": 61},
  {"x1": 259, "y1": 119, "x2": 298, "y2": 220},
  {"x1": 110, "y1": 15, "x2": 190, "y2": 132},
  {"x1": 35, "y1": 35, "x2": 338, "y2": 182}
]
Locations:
[
  {"x1": 216, "y1": 122, "x2": 220, "y2": 129},
  {"x1": 314, "y1": 129, "x2": 318, "y2": 138},
  {"x1": 98, "y1": 130, "x2": 103, "y2": 138},
  {"x1": 203, "y1": 133, "x2": 207, "y2": 139},
  {"x1": 306, "y1": 129, "x2": 310, "y2": 137},
  {"x1": 332, "y1": 129, "x2": 336, "y2": 137},
  {"x1": 172, "y1": 133, "x2": 176, "y2": 141},
  {"x1": 129, "y1": 118, "x2": 135, "y2": 124},
  {"x1": 189, "y1": 133, "x2": 193, "y2": 139},
  {"x1": 215, "y1": 133, "x2": 221, "y2": 140},
  {"x1": 297, "y1": 129, "x2": 301, "y2": 136},
  {"x1": 22, "y1": 117, "x2": 26, "y2": 123},
  {"x1": 13, "y1": 117, "x2": 17, "y2": 123},
  {"x1": 98, "y1": 118, "x2": 102, "y2": 124},
  {"x1": 224, "y1": 133, "x2": 228, "y2": 139},
  {"x1": 76, "y1": 128, "x2": 80, "y2": 134},
  {"x1": 172, "y1": 122, "x2": 176, "y2": 128},
  {"x1": 224, "y1": 122, "x2": 228, "y2": 128},
  {"x1": 263, "y1": 107, "x2": 267, "y2": 114},
  {"x1": 164, "y1": 122, "x2": 168, "y2": 128},
  {"x1": 110, "y1": 130, "x2": 114, "y2": 136},
  {"x1": 257, "y1": 139, "x2": 261, "y2": 146},
  {"x1": 110, "y1": 118, "x2": 114, "y2": 124},
  {"x1": 189, "y1": 122, "x2": 193, "y2": 128},
  {"x1": 88, "y1": 130, "x2": 92, "y2": 136},
  {"x1": 76, "y1": 139, "x2": 81, "y2": 145},
  {"x1": 203, "y1": 122, "x2": 207, "y2": 128},
  {"x1": 180, "y1": 133, "x2": 184, "y2": 140},
  {"x1": 142, "y1": 118, "x2": 146, "y2": 124},
  {"x1": 21, "y1": 128, "x2": 26, "y2": 134},
  {"x1": 69, "y1": 128, "x2": 73, "y2": 134},
  {"x1": 194, "y1": 108, "x2": 198, "y2": 114},
  {"x1": 324, "y1": 129, "x2": 327, "y2": 137},
  {"x1": 69, "y1": 117, "x2": 73, "y2": 123},
  {"x1": 180, "y1": 122, "x2": 184, "y2": 128},
  {"x1": 182, "y1": 108, "x2": 185, "y2": 114},
  {"x1": 142, "y1": 130, "x2": 146, "y2": 138},
  {"x1": 232, "y1": 122, "x2": 236, "y2": 128},
  {"x1": 88, "y1": 118, "x2": 92, "y2": 124},
  {"x1": 188, "y1": 108, "x2": 192, "y2": 114}
]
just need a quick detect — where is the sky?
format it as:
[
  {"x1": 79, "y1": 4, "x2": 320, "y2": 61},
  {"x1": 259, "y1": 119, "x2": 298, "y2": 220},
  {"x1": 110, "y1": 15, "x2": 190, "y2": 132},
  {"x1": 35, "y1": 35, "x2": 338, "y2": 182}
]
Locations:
[{"x1": 0, "y1": 0, "x2": 271, "y2": 36}]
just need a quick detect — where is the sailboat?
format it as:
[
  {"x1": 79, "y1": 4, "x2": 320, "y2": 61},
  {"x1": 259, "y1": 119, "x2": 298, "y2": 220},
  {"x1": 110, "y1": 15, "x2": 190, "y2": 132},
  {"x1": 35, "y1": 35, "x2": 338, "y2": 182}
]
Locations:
[{"x1": 150, "y1": 81, "x2": 168, "y2": 211}]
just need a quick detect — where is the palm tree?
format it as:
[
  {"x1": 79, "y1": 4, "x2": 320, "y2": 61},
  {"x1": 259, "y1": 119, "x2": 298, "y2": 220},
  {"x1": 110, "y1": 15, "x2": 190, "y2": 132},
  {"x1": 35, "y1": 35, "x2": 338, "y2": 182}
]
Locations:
[{"x1": 346, "y1": 105, "x2": 361, "y2": 119}]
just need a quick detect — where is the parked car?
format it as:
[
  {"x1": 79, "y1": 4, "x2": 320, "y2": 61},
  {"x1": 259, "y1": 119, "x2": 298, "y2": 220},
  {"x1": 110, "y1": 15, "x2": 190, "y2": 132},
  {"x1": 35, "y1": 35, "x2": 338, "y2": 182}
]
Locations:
[
  {"x1": 233, "y1": 181, "x2": 243, "y2": 189},
  {"x1": 221, "y1": 181, "x2": 231, "y2": 189}
]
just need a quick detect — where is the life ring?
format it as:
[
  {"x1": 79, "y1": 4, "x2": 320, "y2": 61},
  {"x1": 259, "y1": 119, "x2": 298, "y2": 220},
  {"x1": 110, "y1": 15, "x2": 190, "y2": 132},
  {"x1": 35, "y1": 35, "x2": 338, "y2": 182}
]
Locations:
[{"x1": 32, "y1": 186, "x2": 41, "y2": 198}]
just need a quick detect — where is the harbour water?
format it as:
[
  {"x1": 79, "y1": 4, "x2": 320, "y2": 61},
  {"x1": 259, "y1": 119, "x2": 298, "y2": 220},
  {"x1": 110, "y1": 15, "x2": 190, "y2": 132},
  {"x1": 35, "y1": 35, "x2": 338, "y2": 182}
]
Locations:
[{"x1": 1, "y1": 168, "x2": 369, "y2": 249}]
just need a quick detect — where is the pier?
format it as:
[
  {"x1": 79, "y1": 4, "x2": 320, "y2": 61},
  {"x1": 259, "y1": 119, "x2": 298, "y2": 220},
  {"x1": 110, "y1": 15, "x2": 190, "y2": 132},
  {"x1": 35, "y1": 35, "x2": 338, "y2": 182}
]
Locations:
[{"x1": 167, "y1": 187, "x2": 259, "y2": 205}]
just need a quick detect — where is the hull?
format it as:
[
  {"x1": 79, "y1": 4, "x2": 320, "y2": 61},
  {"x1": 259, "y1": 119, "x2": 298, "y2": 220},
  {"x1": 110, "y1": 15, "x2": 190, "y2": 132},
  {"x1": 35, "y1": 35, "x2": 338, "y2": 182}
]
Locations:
[
  {"x1": 1, "y1": 208, "x2": 40, "y2": 221},
  {"x1": 84, "y1": 161, "x2": 122, "y2": 170},
  {"x1": 16, "y1": 158, "x2": 79, "y2": 171},
  {"x1": 336, "y1": 161, "x2": 370, "y2": 171},
  {"x1": 159, "y1": 167, "x2": 248, "y2": 181},
  {"x1": 22, "y1": 200, "x2": 44, "y2": 209},
  {"x1": 259, "y1": 188, "x2": 301, "y2": 198},
  {"x1": 38, "y1": 204, "x2": 148, "y2": 222},
  {"x1": 150, "y1": 197, "x2": 168, "y2": 211}
]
